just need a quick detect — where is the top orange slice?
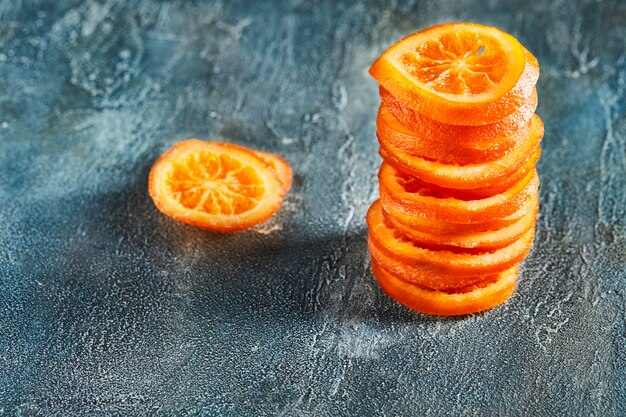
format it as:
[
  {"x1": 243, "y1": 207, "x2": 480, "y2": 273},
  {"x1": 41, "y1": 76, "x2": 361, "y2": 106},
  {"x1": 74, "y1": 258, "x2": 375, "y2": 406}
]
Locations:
[
  {"x1": 369, "y1": 22, "x2": 539, "y2": 125},
  {"x1": 149, "y1": 140, "x2": 287, "y2": 232}
]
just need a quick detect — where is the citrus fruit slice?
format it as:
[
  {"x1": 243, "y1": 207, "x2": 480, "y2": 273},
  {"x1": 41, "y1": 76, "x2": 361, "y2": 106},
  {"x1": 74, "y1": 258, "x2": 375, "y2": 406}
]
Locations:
[
  {"x1": 369, "y1": 22, "x2": 539, "y2": 125},
  {"x1": 379, "y1": 163, "x2": 539, "y2": 223},
  {"x1": 367, "y1": 201, "x2": 535, "y2": 276},
  {"x1": 384, "y1": 198, "x2": 538, "y2": 250},
  {"x1": 381, "y1": 146, "x2": 539, "y2": 200},
  {"x1": 377, "y1": 93, "x2": 537, "y2": 165},
  {"x1": 379, "y1": 114, "x2": 544, "y2": 189},
  {"x1": 380, "y1": 145, "x2": 541, "y2": 194},
  {"x1": 371, "y1": 259, "x2": 517, "y2": 316},
  {"x1": 383, "y1": 191, "x2": 538, "y2": 236},
  {"x1": 254, "y1": 150, "x2": 293, "y2": 194},
  {"x1": 376, "y1": 105, "x2": 530, "y2": 165},
  {"x1": 379, "y1": 86, "x2": 538, "y2": 148},
  {"x1": 368, "y1": 237, "x2": 498, "y2": 290},
  {"x1": 369, "y1": 237, "x2": 522, "y2": 292},
  {"x1": 149, "y1": 139, "x2": 286, "y2": 232}
]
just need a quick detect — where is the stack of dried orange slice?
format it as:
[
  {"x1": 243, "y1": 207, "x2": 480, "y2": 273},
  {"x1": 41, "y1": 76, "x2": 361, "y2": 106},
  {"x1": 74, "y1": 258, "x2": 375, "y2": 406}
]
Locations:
[{"x1": 367, "y1": 23, "x2": 541, "y2": 316}]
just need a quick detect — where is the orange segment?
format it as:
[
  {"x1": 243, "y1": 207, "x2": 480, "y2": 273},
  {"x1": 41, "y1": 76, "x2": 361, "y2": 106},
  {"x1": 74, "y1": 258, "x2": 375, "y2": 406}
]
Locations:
[
  {"x1": 379, "y1": 114, "x2": 543, "y2": 189},
  {"x1": 149, "y1": 139, "x2": 286, "y2": 232},
  {"x1": 371, "y1": 259, "x2": 518, "y2": 316},
  {"x1": 369, "y1": 23, "x2": 539, "y2": 125},
  {"x1": 255, "y1": 151, "x2": 293, "y2": 194}
]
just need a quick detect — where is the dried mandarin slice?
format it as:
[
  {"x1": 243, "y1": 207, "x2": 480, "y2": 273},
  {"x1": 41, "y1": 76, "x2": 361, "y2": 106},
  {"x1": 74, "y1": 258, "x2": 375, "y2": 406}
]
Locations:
[
  {"x1": 379, "y1": 86, "x2": 537, "y2": 148},
  {"x1": 371, "y1": 259, "x2": 518, "y2": 316},
  {"x1": 384, "y1": 198, "x2": 538, "y2": 250},
  {"x1": 368, "y1": 237, "x2": 499, "y2": 290},
  {"x1": 149, "y1": 140, "x2": 286, "y2": 232},
  {"x1": 367, "y1": 201, "x2": 535, "y2": 276},
  {"x1": 382, "y1": 191, "x2": 538, "y2": 236},
  {"x1": 376, "y1": 105, "x2": 527, "y2": 165},
  {"x1": 380, "y1": 145, "x2": 540, "y2": 198},
  {"x1": 377, "y1": 92, "x2": 536, "y2": 164},
  {"x1": 379, "y1": 115, "x2": 544, "y2": 189},
  {"x1": 369, "y1": 22, "x2": 539, "y2": 125},
  {"x1": 378, "y1": 162, "x2": 539, "y2": 223}
]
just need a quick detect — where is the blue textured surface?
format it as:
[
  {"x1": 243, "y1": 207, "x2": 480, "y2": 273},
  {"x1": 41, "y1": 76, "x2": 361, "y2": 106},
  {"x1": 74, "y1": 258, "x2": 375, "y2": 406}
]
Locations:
[{"x1": 1, "y1": 1, "x2": 625, "y2": 416}]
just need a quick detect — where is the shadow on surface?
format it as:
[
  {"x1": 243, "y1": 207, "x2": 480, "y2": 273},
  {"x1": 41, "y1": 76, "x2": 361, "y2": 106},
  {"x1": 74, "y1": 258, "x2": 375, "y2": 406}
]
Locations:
[{"x1": 15, "y1": 157, "x2": 488, "y2": 341}]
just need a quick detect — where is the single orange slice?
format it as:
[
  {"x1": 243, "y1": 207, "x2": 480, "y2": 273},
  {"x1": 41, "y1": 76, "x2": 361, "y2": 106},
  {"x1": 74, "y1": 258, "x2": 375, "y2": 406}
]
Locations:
[
  {"x1": 379, "y1": 114, "x2": 543, "y2": 189},
  {"x1": 369, "y1": 232, "x2": 530, "y2": 283},
  {"x1": 381, "y1": 145, "x2": 539, "y2": 200},
  {"x1": 367, "y1": 201, "x2": 535, "y2": 276},
  {"x1": 376, "y1": 104, "x2": 531, "y2": 165},
  {"x1": 379, "y1": 163, "x2": 539, "y2": 223},
  {"x1": 377, "y1": 89, "x2": 537, "y2": 164},
  {"x1": 384, "y1": 191, "x2": 538, "y2": 236},
  {"x1": 368, "y1": 238, "x2": 498, "y2": 290},
  {"x1": 385, "y1": 198, "x2": 538, "y2": 250},
  {"x1": 380, "y1": 86, "x2": 538, "y2": 147},
  {"x1": 371, "y1": 259, "x2": 517, "y2": 316},
  {"x1": 254, "y1": 151, "x2": 293, "y2": 194},
  {"x1": 369, "y1": 22, "x2": 539, "y2": 125},
  {"x1": 149, "y1": 139, "x2": 286, "y2": 232}
]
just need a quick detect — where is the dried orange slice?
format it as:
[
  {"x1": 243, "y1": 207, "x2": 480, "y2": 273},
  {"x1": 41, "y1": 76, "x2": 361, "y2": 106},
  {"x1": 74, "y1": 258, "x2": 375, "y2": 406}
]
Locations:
[
  {"x1": 384, "y1": 191, "x2": 538, "y2": 236},
  {"x1": 379, "y1": 163, "x2": 539, "y2": 223},
  {"x1": 381, "y1": 145, "x2": 539, "y2": 200},
  {"x1": 376, "y1": 105, "x2": 530, "y2": 165},
  {"x1": 384, "y1": 198, "x2": 538, "y2": 250},
  {"x1": 254, "y1": 151, "x2": 293, "y2": 194},
  {"x1": 369, "y1": 22, "x2": 539, "y2": 125},
  {"x1": 149, "y1": 139, "x2": 286, "y2": 232},
  {"x1": 371, "y1": 259, "x2": 517, "y2": 316},
  {"x1": 377, "y1": 90, "x2": 537, "y2": 164},
  {"x1": 379, "y1": 114, "x2": 543, "y2": 189},
  {"x1": 367, "y1": 201, "x2": 535, "y2": 276},
  {"x1": 379, "y1": 86, "x2": 538, "y2": 148},
  {"x1": 368, "y1": 238, "x2": 498, "y2": 290}
]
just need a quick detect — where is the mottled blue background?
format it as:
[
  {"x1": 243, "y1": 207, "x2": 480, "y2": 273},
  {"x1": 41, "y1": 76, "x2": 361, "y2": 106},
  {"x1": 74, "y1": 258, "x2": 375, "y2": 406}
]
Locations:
[{"x1": 1, "y1": 1, "x2": 624, "y2": 416}]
